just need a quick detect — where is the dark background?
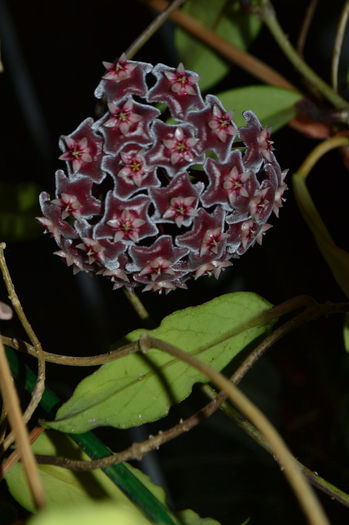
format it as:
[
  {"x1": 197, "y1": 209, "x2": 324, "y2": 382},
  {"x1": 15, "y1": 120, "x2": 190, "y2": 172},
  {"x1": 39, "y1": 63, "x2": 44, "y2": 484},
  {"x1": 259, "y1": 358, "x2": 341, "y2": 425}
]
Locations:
[{"x1": 0, "y1": 1, "x2": 349, "y2": 524}]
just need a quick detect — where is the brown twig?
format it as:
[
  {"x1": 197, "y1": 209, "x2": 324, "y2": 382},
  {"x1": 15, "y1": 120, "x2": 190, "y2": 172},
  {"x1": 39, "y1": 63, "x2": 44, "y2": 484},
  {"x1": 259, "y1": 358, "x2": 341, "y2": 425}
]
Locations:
[
  {"x1": 32, "y1": 298, "x2": 349, "y2": 512},
  {"x1": 2, "y1": 295, "x2": 311, "y2": 366},
  {"x1": 0, "y1": 426, "x2": 45, "y2": 480},
  {"x1": 0, "y1": 337, "x2": 46, "y2": 509},
  {"x1": 36, "y1": 333, "x2": 330, "y2": 524},
  {"x1": 296, "y1": 0, "x2": 318, "y2": 56},
  {"x1": 1, "y1": 335, "x2": 139, "y2": 366},
  {"x1": 141, "y1": 0, "x2": 297, "y2": 91},
  {"x1": 0, "y1": 243, "x2": 46, "y2": 453}
]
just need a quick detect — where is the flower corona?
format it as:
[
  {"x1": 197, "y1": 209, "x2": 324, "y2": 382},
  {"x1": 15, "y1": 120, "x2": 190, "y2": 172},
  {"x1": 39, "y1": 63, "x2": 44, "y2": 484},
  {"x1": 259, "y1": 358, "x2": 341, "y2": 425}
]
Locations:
[{"x1": 38, "y1": 57, "x2": 287, "y2": 293}]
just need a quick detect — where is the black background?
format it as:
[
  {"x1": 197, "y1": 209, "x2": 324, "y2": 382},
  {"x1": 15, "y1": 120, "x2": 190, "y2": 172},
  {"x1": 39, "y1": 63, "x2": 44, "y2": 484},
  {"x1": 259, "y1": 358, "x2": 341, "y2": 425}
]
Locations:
[{"x1": 1, "y1": 1, "x2": 349, "y2": 524}]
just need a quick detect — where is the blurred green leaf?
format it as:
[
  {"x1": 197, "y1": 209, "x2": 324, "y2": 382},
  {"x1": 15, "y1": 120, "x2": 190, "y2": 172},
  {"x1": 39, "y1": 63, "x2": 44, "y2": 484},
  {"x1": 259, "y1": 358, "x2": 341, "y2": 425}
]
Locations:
[
  {"x1": 27, "y1": 501, "x2": 151, "y2": 525},
  {"x1": 7, "y1": 431, "x2": 221, "y2": 525},
  {"x1": 0, "y1": 181, "x2": 41, "y2": 241},
  {"x1": 178, "y1": 509, "x2": 220, "y2": 525},
  {"x1": 45, "y1": 292, "x2": 274, "y2": 433},
  {"x1": 5, "y1": 430, "x2": 167, "y2": 516},
  {"x1": 344, "y1": 314, "x2": 349, "y2": 352},
  {"x1": 175, "y1": 0, "x2": 261, "y2": 92},
  {"x1": 217, "y1": 85, "x2": 303, "y2": 132}
]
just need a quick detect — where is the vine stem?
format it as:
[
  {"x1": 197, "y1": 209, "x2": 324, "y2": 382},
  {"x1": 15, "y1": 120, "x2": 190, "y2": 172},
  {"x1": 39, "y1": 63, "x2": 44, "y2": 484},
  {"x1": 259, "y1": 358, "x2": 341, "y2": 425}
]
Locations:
[
  {"x1": 0, "y1": 243, "x2": 46, "y2": 453},
  {"x1": 140, "y1": 336, "x2": 330, "y2": 525},
  {"x1": 36, "y1": 334, "x2": 329, "y2": 525},
  {"x1": 296, "y1": 0, "x2": 318, "y2": 56},
  {"x1": 19, "y1": 299, "x2": 349, "y2": 507},
  {"x1": 141, "y1": 0, "x2": 297, "y2": 91},
  {"x1": 295, "y1": 135, "x2": 349, "y2": 182},
  {"x1": 124, "y1": 0, "x2": 186, "y2": 59},
  {"x1": 331, "y1": 0, "x2": 349, "y2": 92},
  {"x1": 123, "y1": 288, "x2": 155, "y2": 328},
  {"x1": 292, "y1": 135, "x2": 349, "y2": 297},
  {"x1": 257, "y1": 0, "x2": 348, "y2": 109},
  {"x1": 0, "y1": 337, "x2": 46, "y2": 509}
]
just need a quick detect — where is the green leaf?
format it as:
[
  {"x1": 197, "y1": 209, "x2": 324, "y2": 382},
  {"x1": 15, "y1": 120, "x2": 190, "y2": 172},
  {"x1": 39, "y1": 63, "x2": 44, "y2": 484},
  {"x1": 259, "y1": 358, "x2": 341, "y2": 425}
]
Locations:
[
  {"x1": 27, "y1": 501, "x2": 151, "y2": 525},
  {"x1": 175, "y1": 0, "x2": 261, "y2": 92},
  {"x1": 0, "y1": 181, "x2": 41, "y2": 241},
  {"x1": 5, "y1": 347, "x2": 179, "y2": 525},
  {"x1": 5, "y1": 430, "x2": 167, "y2": 517},
  {"x1": 217, "y1": 86, "x2": 302, "y2": 132},
  {"x1": 344, "y1": 314, "x2": 349, "y2": 352},
  {"x1": 178, "y1": 509, "x2": 220, "y2": 525},
  {"x1": 6, "y1": 431, "x2": 220, "y2": 525},
  {"x1": 45, "y1": 292, "x2": 274, "y2": 433}
]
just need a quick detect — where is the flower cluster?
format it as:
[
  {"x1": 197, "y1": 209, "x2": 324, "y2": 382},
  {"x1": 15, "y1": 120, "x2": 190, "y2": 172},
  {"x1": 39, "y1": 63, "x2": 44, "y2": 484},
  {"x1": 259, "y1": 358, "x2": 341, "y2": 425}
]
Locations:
[{"x1": 38, "y1": 56, "x2": 287, "y2": 293}]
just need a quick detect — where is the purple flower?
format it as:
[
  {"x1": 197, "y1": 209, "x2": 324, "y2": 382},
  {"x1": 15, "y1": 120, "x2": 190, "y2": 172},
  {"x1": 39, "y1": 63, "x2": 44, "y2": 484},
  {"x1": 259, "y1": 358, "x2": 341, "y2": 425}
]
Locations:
[{"x1": 38, "y1": 57, "x2": 287, "y2": 293}]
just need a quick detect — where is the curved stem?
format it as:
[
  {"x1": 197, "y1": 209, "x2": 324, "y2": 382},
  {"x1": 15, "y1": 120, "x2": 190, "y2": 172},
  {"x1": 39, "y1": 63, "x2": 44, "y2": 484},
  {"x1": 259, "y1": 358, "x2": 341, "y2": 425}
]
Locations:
[
  {"x1": 296, "y1": 135, "x2": 349, "y2": 182},
  {"x1": 142, "y1": 0, "x2": 297, "y2": 91},
  {"x1": 123, "y1": 288, "x2": 155, "y2": 328},
  {"x1": 202, "y1": 389, "x2": 349, "y2": 508},
  {"x1": 141, "y1": 336, "x2": 330, "y2": 525},
  {"x1": 0, "y1": 337, "x2": 46, "y2": 509},
  {"x1": 0, "y1": 243, "x2": 46, "y2": 453},
  {"x1": 125, "y1": 0, "x2": 186, "y2": 59},
  {"x1": 258, "y1": 0, "x2": 348, "y2": 109},
  {"x1": 331, "y1": 0, "x2": 349, "y2": 92},
  {"x1": 296, "y1": 0, "x2": 318, "y2": 56},
  {"x1": 1, "y1": 335, "x2": 139, "y2": 366},
  {"x1": 37, "y1": 334, "x2": 330, "y2": 525}
]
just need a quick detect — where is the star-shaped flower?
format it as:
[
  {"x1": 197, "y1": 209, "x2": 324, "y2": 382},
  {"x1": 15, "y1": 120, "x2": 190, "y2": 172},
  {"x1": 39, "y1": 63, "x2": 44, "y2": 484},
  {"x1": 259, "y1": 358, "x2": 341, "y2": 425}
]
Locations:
[
  {"x1": 186, "y1": 95, "x2": 237, "y2": 161},
  {"x1": 95, "y1": 54, "x2": 153, "y2": 104},
  {"x1": 249, "y1": 185, "x2": 275, "y2": 224},
  {"x1": 176, "y1": 207, "x2": 226, "y2": 258},
  {"x1": 239, "y1": 111, "x2": 275, "y2": 170},
  {"x1": 94, "y1": 192, "x2": 157, "y2": 243},
  {"x1": 145, "y1": 121, "x2": 204, "y2": 177},
  {"x1": 98, "y1": 254, "x2": 131, "y2": 290},
  {"x1": 59, "y1": 118, "x2": 104, "y2": 181},
  {"x1": 147, "y1": 62, "x2": 204, "y2": 120},
  {"x1": 98, "y1": 98, "x2": 160, "y2": 155},
  {"x1": 201, "y1": 150, "x2": 256, "y2": 211},
  {"x1": 129, "y1": 235, "x2": 188, "y2": 283},
  {"x1": 150, "y1": 171, "x2": 203, "y2": 228},
  {"x1": 51, "y1": 170, "x2": 102, "y2": 220},
  {"x1": 37, "y1": 192, "x2": 79, "y2": 245},
  {"x1": 75, "y1": 220, "x2": 126, "y2": 270},
  {"x1": 227, "y1": 219, "x2": 272, "y2": 255},
  {"x1": 102, "y1": 145, "x2": 160, "y2": 200}
]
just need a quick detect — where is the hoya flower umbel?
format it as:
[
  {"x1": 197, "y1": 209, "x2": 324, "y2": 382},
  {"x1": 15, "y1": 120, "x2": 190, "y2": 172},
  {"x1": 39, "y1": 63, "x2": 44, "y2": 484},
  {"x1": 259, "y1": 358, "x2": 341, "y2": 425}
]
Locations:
[{"x1": 38, "y1": 55, "x2": 287, "y2": 293}]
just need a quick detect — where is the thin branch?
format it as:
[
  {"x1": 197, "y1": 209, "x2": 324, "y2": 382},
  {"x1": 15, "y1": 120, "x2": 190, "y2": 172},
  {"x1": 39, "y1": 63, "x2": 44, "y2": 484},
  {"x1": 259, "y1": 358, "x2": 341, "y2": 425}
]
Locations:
[
  {"x1": 0, "y1": 243, "x2": 46, "y2": 452},
  {"x1": 123, "y1": 288, "x2": 156, "y2": 328},
  {"x1": 296, "y1": 0, "x2": 318, "y2": 56},
  {"x1": 0, "y1": 426, "x2": 45, "y2": 480},
  {"x1": 125, "y1": 0, "x2": 186, "y2": 59},
  {"x1": 331, "y1": 0, "x2": 349, "y2": 93},
  {"x1": 295, "y1": 134, "x2": 349, "y2": 183},
  {"x1": 140, "y1": 336, "x2": 330, "y2": 525},
  {"x1": 1, "y1": 295, "x2": 301, "y2": 366},
  {"x1": 202, "y1": 392, "x2": 349, "y2": 508},
  {"x1": 256, "y1": 0, "x2": 348, "y2": 109},
  {"x1": 141, "y1": 0, "x2": 297, "y2": 91},
  {"x1": 37, "y1": 334, "x2": 329, "y2": 524},
  {"x1": 0, "y1": 336, "x2": 46, "y2": 509},
  {"x1": 32, "y1": 300, "x2": 349, "y2": 509},
  {"x1": 1, "y1": 336, "x2": 139, "y2": 366}
]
